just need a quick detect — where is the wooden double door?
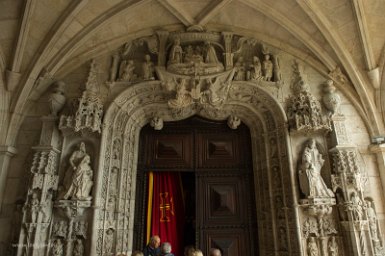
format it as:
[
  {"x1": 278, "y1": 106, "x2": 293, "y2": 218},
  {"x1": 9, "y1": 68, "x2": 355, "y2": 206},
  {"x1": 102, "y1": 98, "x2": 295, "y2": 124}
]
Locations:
[{"x1": 134, "y1": 117, "x2": 258, "y2": 255}]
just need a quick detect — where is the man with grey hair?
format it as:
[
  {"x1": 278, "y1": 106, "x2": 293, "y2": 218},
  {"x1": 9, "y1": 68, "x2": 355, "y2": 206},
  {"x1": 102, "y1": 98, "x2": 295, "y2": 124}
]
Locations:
[
  {"x1": 209, "y1": 248, "x2": 222, "y2": 256},
  {"x1": 143, "y1": 235, "x2": 161, "y2": 256},
  {"x1": 160, "y1": 242, "x2": 174, "y2": 256}
]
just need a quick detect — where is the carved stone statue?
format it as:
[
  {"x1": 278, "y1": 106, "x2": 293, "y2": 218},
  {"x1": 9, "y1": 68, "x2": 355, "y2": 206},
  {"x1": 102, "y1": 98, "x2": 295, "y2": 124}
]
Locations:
[
  {"x1": 262, "y1": 54, "x2": 273, "y2": 81},
  {"x1": 168, "y1": 79, "x2": 192, "y2": 109},
  {"x1": 62, "y1": 142, "x2": 88, "y2": 196},
  {"x1": 227, "y1": 115, "x2": 241, "y2": 129},
  {"x1": 367, "y1": 201, "x2": 380, "y2": 242},
  {"x1": 307, "y1": 237, "x2": 319, "y2": 256},
  {"x1": 328, "y1": 237, "x2": 338, "y2": 256},
  {"x1": 63, "y1": 155, "x2": 93, "y2": 200},
  {"x1": 204, "y1": 41, "x2": 219, "y2": 64},
  {"x1": 150, "y1": 117, "x2": 163, "y2": 130},
  {"x1": 51, "y1": 239, "x2": 64, "y2": 256},
  {"x1": 168, "y1": 37, "x2": 183, "y2": 65},
  {"x1": 142, "y1": 54, "x2": 155, "y2": 80},
  {"x1": 299, "y1": 139, "x2": 334, "y2": 198},
  {"x1": 249, "y1": 56, "x2": 262, "y2": 80},
  {"x1": 119, "y1": 60, "x2": 135, "y2": 81},
  {"x1": 73, "y1": 239, "x2": 84, "y2": 256},
  {"x1": 234, "y1": 56, "x2": 246, "y2": 81},
  {"x1": 104, "y1": 228, "x2": 114, "y2": 253},
  {"x1": 349, "y1": 191, "x2": 363, "y2": 220},
  {"x1": 29, "y1": 191, "x2": 40, "y2": 223}
]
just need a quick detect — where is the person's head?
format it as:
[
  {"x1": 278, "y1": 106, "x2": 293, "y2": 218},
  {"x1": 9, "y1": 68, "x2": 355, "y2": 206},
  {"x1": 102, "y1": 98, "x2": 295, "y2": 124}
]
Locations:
[
  {"x1": 145, "y1": 54, "x2": 151, "y2": 61},
  {"x1": 264, "y1": 54, "x2": 270, "y2": 60},
  {"x1": 209, "y1": 248, "x2": 221, "y2": 256},
  {"x1": 184, "y1": 245, "x2": 195, "y2": 256},
  {"x1": 194, "y1": 249, "x2": 204, "y2": 256},
  {"x1": 161, "y1": 242, "x2": 172, "y2": 254},
  {"x1": 149, "y1": 235, "x2": 161, "y2": 249},
  {"x1": 132, "y1": 250, "x2": 144, "y2": 256},
  {"x1": 80, "y1": 142, "x2": 86, "y2": 152}
]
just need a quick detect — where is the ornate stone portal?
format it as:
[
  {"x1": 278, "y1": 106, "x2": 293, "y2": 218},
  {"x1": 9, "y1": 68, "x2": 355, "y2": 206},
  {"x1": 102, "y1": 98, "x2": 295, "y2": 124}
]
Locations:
[{"x1": 14, "y1": 27, "x2": 385, "y2": 256}]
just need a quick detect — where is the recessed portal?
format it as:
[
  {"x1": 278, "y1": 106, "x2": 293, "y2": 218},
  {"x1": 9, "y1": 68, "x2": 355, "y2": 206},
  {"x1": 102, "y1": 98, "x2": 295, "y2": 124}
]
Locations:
[{"x1": 133, "y1": 117, "x2": 257, "y2": 256}]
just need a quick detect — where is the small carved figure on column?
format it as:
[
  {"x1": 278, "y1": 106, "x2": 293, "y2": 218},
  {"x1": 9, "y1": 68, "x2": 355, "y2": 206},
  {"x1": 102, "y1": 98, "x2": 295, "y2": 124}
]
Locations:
[
  {"x1": 249, "y1": 56, "x2": 262, "y2": 80},
  {"x1": 104, "y1": 228, "x2": 114, "y2": 254},
  {"x1": 367, "y1": 201, "x2": 380, "y2": 242},
  {"x1": 63, "y1": 155, "x2": 93, "y2": 200},
  {"x1": 349, "y1": 192, "x2": 363, "y2": 220},
  {"x1": 29, "y1": 191, "x2": 40, "y2": 223},
  {"x1": 142, "y1": 54, "x2": 155, "y2": 80},
  {"x1": 307, "y1": 237, "x2": 319, "y2": 256},
  {"x1": 168, "y1": 37, "x2": 183, "y2": 65},
  {"x1": 234, "y1": 56, "x2": 246, "y2": 81},
  {"x1": 299, "y1": 139, "x2": 334, "y2": 198},
  {"x1": 73, "y1": 239, "x2": 84, "y2": 256},
  {"x1": 51, "y1": 239, "x2": 64, "y2": 256},
  {"x1": 328, "y1": 236, "x2": 338, "y2": 256},
  {"x1": 262, "y1": 54, "x2": 273, "y2": 81}
]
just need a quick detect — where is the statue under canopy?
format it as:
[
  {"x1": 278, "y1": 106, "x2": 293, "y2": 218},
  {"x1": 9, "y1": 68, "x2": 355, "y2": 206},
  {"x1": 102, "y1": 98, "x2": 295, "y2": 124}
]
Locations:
[{"x1": 299, "y1": 139, "x2": 334, "y2": 198}]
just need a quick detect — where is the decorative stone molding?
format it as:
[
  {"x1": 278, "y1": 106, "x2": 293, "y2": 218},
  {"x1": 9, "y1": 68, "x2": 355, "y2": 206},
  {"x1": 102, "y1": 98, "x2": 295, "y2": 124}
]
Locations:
[
  {"x1": 286, "y1": 62, "x2": 330, "y2": 133},
  {"x1": 59, "y1": 60, "x2": 103, "y2": 134}
]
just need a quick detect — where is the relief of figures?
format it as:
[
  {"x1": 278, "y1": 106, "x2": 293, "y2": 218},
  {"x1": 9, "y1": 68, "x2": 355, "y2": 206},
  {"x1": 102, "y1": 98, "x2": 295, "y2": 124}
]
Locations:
[
  {"x1": 118, "y1": 59, "x2": 136, "y2": 82},
  {"x1": 166, "y1": 37, "x2": 224, "y2": 75},
  {"x1": 298, "y1": 139, "x2": 334, "y2": 198}
]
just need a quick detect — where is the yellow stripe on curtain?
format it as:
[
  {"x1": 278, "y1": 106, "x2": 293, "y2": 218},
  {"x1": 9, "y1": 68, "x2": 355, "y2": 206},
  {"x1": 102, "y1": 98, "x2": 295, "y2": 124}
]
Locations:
[{"x1": 146, "y1": 171, "x2": 154, "y2": 244}]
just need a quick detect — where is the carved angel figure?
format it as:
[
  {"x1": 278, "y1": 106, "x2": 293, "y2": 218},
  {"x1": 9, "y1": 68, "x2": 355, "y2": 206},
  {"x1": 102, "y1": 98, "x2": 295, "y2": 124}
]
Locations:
[{"x1": 299, "y1": 139, "x2": 334, "y2": 198}]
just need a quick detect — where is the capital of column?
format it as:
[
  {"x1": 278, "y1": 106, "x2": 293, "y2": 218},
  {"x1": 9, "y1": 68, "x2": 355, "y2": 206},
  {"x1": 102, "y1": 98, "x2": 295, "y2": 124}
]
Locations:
[{"x1": 0, "y1": 145, "x2": 17, "y2": 156}]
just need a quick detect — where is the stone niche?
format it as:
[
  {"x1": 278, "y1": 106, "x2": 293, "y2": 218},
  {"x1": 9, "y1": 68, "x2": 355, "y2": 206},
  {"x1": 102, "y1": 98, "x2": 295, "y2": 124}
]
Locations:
[{"x1": 4, "y1": 27, "x2": 384, "y2": 256}]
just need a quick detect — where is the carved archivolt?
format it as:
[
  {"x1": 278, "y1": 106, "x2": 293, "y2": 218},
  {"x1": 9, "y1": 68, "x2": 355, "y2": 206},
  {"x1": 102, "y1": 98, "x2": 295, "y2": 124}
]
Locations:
[{"x1": 91, "y1": 79, "x2": 299, "y2": 255}]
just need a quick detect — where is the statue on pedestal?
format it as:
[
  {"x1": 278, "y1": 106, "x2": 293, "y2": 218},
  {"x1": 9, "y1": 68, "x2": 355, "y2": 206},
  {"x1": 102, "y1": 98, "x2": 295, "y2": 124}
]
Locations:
[
  {"x1": 299, "y1": 139, "x2": 334, "y2": 198},
  {"x1": 62, "y1": 142, "x2": 93, "y2": 200}
]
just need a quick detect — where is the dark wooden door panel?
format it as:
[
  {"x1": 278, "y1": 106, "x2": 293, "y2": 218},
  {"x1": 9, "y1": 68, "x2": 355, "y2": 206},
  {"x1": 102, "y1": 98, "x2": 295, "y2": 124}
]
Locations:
[
  {"x1": 196, "y1": 133, "x2": 241, "y2": 169},
  {"x1": 197, "y1": 175, "x2": 245, "y2": 226},
  {"x1": 202, "y1": 229, "x2": 249, "y2": 256},
  {"x1": 148, "y1": 133, "x2": 193, "y2": 169}
]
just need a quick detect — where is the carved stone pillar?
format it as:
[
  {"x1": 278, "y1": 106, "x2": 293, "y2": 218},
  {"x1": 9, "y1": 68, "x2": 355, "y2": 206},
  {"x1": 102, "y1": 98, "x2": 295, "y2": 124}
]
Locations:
[
  {"x1": 222, "y1": 32, "x2": 233, "y2": 69},
  {"x1": 0, "y1": 145, "x2": 17, "y2": 211},
  {"x1": 329, "y1": 114, "x2": 378, "y2": 256},
  {"x1": 17, "y1": 116, "x2": 61, "y2": 256},
  {"x1": 156, "y1": 31, "x2": 169, "y2": 67}
]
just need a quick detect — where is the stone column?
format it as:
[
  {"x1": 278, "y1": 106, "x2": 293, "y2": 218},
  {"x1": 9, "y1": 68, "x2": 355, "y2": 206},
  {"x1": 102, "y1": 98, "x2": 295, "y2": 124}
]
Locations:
[
  {"x1": 329, "y1": 115, "x2": 376, "y2": 256},
  {"x1": 156, "y1": 31, "x2": 169, "y2": 67},
  {"x1": 0, "y1": 145, "x2": 17, "y2": 211},
  {"x1": 222, "y1": 32, "x2": 234, "y2": 70},
  {"x1": 16, "y1": 116, "x2": 61, "y2": 256}
]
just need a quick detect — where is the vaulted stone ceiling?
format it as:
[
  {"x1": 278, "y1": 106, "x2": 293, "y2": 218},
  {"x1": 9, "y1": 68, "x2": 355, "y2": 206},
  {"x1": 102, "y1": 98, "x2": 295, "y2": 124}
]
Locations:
[{"x1": 1, "y1": 0, "x2": 385, "y2": 144}]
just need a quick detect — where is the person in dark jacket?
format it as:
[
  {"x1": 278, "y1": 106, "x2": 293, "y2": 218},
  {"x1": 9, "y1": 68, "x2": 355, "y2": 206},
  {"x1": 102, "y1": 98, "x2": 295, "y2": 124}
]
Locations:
[{"x1": 143, "y1": 235, "x2": 161, "y2": 256}]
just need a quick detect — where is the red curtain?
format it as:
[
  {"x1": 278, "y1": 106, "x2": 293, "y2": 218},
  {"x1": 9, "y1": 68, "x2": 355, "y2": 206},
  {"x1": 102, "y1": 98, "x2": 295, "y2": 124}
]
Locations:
[{"x1": 147, "y1": 172, "x2": 185, "y2": 256}]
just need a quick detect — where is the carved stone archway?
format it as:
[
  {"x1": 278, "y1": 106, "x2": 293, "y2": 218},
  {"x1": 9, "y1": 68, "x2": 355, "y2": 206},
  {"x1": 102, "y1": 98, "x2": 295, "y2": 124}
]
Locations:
[{"x1": 90, "y1": 80, "x2": 302, "y2": 255}]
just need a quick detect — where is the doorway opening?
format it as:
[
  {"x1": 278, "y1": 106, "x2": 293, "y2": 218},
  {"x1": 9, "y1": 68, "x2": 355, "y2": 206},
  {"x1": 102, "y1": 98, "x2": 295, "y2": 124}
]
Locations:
[{"x1": 133, "y1": 116, "x2": 257, "y2": 255}]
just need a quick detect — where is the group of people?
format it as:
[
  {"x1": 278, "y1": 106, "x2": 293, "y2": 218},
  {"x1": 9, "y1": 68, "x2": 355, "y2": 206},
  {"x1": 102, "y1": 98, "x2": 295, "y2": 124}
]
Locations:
[{"x1": 131, "y1": 235, "x2": 222, "y2": 256}]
